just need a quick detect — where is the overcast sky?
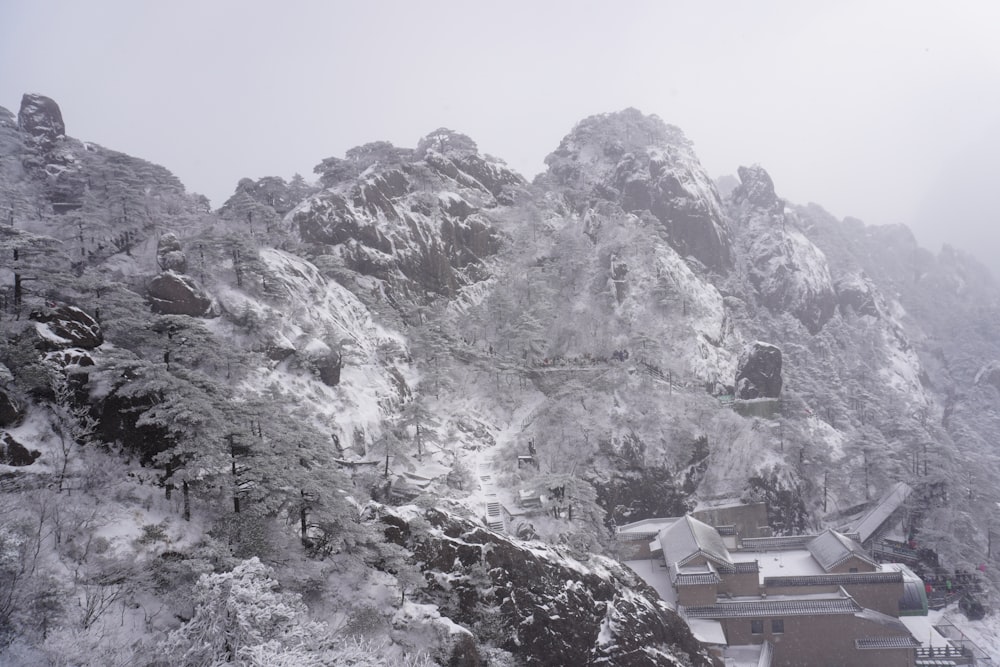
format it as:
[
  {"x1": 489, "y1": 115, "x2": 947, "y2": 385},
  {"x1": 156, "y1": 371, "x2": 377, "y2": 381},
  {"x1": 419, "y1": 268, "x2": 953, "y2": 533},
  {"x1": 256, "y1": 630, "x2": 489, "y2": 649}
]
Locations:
[{"x1": 3, "y1": 1, "x2": 999, "y2": 272}]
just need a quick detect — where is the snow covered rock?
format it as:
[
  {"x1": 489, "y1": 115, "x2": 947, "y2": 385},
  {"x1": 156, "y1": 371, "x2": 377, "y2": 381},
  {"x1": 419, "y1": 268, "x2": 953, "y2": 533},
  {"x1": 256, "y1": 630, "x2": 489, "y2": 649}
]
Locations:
[
  {"x1": 736, "y1": 341, "x2": 783, "y2": 399},
  {"x1": 0, "y1": 432, "x2": 40, "y2": 466},
  {"x1": 835, "y1": 272, "x2": 882, "y2": 317},
  {"x1": 545, "y1": 108, "x2": 732, "y2": 272},
  {"x1": 29, "y1": 305, "x2": 104, "y2": 350},
  {"x1": 147, "y1": 271, "x2": 216, "y2": 317},
  {"x1": 0, "y1": 386, "x2": 23, "y2": 427},
  {"x1": 293, "y1": 132, "x2": 518, "y2": 295},
  {"x1": 0, "y1": 105, "x2": 15, "y2": 128},
  {"x1": 732, "y1": 164, "x2": 782, "y2": 214},
  {"x1": 382, "y1": 506, "x2": 714, "y2": 667},
  {"x1": 156, "y1": 233, "x2": 188, "y2": 273},
  {"x1": 417, "y1": 128, "x2": 524, "y2": 204},
  {"x1": 18, "y1": 93, "x2": 65, "y2": 149},
  {"x1": 731, "y1": 165, "x2": 836, "y2": 334}
]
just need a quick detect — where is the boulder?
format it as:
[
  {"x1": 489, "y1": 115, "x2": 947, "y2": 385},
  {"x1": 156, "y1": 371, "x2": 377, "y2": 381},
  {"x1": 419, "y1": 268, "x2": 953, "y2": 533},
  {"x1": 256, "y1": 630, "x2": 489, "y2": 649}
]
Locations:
[
  {"x1": 736, "y1": 341, "x2": 783, "y2": 399},
  {"x1": 0, "y1": 432, "x2": 40, "y2": 466},
  {"x1": 733, "y1": 164, "x2": 782, "y2": 214},
  {"x1": 29, "y1": 305, "x2": 104, "y2": 350},
  {"x1": 18, "y1": 93, "x2": 65, "y2": 149},
  {"x1": 156, "y1": 233, "x2": 188, "y2": 273},
  {"x1": 835, "y1": 273, "x2": 881, "y2": 318},
  {"x1": 0, "y1": 387, "x2": 24, "y2": 428},
  {"x1": 314, "y1": 350, "x2": 343, "y2": 387},
  {"x1": 148, "y1": 271, "x2": 215, "y2": 317}
]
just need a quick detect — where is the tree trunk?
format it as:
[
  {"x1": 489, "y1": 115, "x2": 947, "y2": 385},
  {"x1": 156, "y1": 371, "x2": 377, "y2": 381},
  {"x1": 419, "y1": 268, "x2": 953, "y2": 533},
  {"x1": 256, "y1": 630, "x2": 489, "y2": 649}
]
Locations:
[{"x1": 182, "y1": 481, "x2": 190, "y2": 521}]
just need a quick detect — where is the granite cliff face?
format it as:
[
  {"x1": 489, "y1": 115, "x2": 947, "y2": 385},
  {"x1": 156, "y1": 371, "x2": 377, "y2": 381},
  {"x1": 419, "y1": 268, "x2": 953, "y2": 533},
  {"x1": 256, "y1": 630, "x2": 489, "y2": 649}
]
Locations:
[
  {"x1": 544, "y1": 109, "x2": 733, "y2": 273},
  {"x1": 729, "y1": 164, "x2": 837, "y2": 334},
  {"x1": 382, "y1": 507, "x2": 714, "y2": 667},
  {"x1": 291, "y1": 129, "x2": 523, "y2": 296}
]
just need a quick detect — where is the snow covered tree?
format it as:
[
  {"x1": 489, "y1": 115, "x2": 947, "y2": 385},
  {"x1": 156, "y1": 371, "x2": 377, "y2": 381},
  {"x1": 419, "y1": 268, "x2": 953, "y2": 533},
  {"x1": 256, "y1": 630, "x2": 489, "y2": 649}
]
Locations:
[{"x1": 159, "y1": 557, "x2": 327, "y2": 666}]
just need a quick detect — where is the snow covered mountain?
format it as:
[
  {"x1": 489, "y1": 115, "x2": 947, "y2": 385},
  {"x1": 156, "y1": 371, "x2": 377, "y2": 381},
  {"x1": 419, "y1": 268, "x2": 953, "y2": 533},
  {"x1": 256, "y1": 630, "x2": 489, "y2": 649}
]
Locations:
[{"x1": 2, "y1": 94, "x2": 1000, "y2": 665}]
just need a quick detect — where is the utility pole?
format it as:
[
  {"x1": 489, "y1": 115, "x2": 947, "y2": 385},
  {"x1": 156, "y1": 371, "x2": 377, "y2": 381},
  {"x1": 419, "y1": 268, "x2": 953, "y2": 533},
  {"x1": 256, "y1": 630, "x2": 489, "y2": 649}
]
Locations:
[
  {"x1": 823, "y1": 471, "x2": 828, "y2": 512},
  {"x1": 863, "y1": 449, "x2": 870, "y2": 501}
]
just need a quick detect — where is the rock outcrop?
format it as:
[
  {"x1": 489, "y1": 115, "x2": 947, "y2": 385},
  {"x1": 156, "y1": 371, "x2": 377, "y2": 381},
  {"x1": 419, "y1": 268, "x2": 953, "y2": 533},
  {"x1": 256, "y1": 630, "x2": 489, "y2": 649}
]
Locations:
[
  {"x1": 382, "y1": 506, "x2": 714, "y2": 667},
  {"x1": 736, "y1": 341, "x2": 783, "y2": 399},
  {"x1": 148, "y1": 272, "x2": 216, "y2": 316},
  {"x1": 18, "y1": 93, "x2": 65, "y2": 149},
  {"x1": 0, "y1": 432, "x2": 40, "y2": 466},
  {"x1": 835, "y1": 272, "x2": 882, "y2": 318},
  {"x1": 293, "y1": 131, "x2": 519, "y2": 295},
  {"x1": 29, "y1": 305, "x2": 104, "y2": 350},
  {"x1": 156, "y1": 233, "x2": 188, "y2": 273},
  {"x1": 0, "y1": 387, "x2": 23, "y2": 428},
  {"x1": 732, "y1": 164, "x2": 782, "y2": 215},
  {"x1": 545, "y1": 108, "x2": 732, "y2": 272},
  {"x1": 731, "y1": 165, "x2": 836, "y2": 334}
]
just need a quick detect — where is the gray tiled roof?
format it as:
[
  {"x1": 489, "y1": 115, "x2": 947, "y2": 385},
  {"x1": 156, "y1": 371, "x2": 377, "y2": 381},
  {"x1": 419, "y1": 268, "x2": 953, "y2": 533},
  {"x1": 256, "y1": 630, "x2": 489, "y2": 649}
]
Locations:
[
  {"x1": 852, "y1": 482, "x2": 912, "y2": 543},
  {"x1": 807, "y1": 529, "x2": 876, "y2": 572},
  {"x1": 660, "y1": 515, "x2": 733, "y2": 569},
  {"x1": 684, "y1": 597, "x2": 862, "y2": 618},
  {"x1": 764, "y1": 571, "x2": 903, "y2": 587},
  {"x1": 740, "y1": 532, "x2": 863, "y2": 552},
  {"x1": 675, "y1": 572, "x2": 722, "y2": 586},
  {"x1": 855, "y1": 636, "x2": 921, "y2": 649}
]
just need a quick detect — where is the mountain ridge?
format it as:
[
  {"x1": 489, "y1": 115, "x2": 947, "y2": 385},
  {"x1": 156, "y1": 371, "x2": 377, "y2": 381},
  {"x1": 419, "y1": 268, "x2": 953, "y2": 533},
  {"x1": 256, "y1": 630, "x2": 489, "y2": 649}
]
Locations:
[{"x1": 1, "y1": 94, "x2": 999, "y2": 665}]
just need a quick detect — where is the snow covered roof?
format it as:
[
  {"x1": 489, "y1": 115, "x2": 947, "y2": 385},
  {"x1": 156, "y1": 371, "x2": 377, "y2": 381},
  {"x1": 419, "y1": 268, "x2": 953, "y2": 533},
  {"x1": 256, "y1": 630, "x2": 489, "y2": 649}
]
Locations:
[
  {"x1": 721, "y1": 642, "x2": 773, "y2": 667},
  {"x1": 807, "y1": 530, "x2": 876, "y2": 572},
  {"x1": 732, "y1": 549, "x2": 826, "y2": 580},
  {"x1": 854, "y1": 607, "x2": 911, "y2": 632},
  {"x1": 851, "y1": 482, "x2": 913, "y2": 543},
  {"x1": 686, "y1": 618, "x2": 726, "y2": 645},
  {"x1": 659, "y1": 515, "x2": 733, "y2": 569},
  {"x1": 617, "y1": 517, "x2": 680, "y2": 536}
]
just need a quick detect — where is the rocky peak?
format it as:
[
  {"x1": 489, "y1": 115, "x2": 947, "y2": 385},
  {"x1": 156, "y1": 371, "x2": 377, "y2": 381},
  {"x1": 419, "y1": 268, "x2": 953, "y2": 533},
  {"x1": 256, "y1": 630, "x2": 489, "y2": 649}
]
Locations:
[
  {"x1": 729, "y1": 170, "x2": 837, "y2": 334},
  {"x1": 733, "y1": 164, "x2": 782, "y2": 214},
  {"x1": 18, "y1": 93, "x2": 65, "y2": 149},
  {"x1": 415, "y1": 128, "x2": 479, "y2": 159},
  {"x1": 545, "y1": 109, "x2": 732, "y2": 272},
  {"x1": 156, "y1": 233, "x2": 188, "y2": 273},
  {"x1": 314, "y1": 141, "x2": 415, "y2": 189},
  {"x1": 222, "y1": 175, "x2": 315, "y2": 215},
  {"x1": 0, "y1": 105, "x2": 16, "y2": 128},
  {"x1": 736, "y1": 341, "x2": 783, "y2": 399},
  {"x1": 293, "y1": 129, "x2": 522, "y2": 296}
]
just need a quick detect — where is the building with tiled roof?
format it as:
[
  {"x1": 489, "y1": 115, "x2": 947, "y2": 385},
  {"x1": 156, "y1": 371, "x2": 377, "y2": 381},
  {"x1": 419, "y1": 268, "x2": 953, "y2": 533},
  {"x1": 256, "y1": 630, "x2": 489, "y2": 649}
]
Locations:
[{"x1": 618, "y1": 505, "x2": 948, "y2": 667}]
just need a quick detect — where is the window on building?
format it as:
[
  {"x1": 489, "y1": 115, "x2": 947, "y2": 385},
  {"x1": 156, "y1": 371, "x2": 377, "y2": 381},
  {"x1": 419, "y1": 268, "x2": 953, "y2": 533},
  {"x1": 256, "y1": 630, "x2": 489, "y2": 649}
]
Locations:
[
  {"x1": 849, "y1": 567, "x2": 858, "y2": 573},
  {"x1": 771, "y1": 619, "x2": 784, "y2": 634},
  {"x1": 751, "y1": 619, "x2": 763, "y2": 635}
]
